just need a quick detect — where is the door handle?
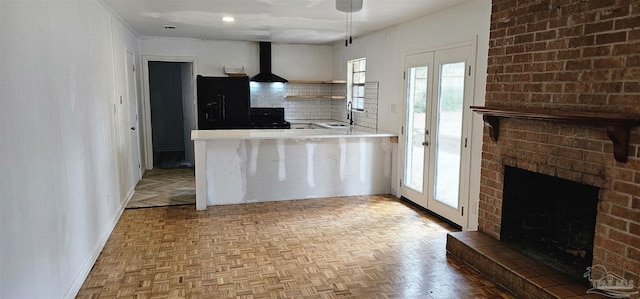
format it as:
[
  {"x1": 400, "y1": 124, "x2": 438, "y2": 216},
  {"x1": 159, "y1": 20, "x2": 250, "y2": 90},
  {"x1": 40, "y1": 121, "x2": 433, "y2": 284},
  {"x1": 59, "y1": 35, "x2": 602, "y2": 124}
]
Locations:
[
  {"x1": 422, "y1": 141, "x2": 429, "y2": 146},
  {"x1": 131, "y1": 127, "x2": 136, "y2": 131}
]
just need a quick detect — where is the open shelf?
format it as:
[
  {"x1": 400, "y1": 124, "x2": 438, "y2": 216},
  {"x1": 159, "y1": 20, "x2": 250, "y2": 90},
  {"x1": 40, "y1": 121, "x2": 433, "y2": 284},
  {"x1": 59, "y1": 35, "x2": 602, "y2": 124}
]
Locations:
[
  {"x1": 285, "y1": 95, "x2": 346, "y2": 99},
  {"x1": 470, "y1": 106, "x2": 640, "y2": 163},
  {"x1": 287, "y1": 80, "x2": 347, "y2": 84},
  {"x1": 285, "y1": 80, "x2": 347, "y2": 100}
]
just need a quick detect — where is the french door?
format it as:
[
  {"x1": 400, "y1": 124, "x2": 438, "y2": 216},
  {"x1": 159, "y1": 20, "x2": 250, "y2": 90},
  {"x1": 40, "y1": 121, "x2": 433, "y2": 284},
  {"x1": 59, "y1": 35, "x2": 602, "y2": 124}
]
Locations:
[{"x1": 401, "y1": 46, "x2": 473, "y2": 227}]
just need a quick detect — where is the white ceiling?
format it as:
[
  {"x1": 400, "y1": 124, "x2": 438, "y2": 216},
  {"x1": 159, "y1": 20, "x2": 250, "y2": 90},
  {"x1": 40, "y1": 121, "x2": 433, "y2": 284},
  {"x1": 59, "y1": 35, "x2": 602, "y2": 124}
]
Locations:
[{"x1": 103, "y1": 0, "x2": 473, "y2": 44}]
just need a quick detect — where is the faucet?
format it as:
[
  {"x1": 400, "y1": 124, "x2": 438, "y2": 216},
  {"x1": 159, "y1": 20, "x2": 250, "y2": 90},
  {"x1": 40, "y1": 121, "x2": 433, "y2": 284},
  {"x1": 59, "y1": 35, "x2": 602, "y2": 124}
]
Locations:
[{"x1": 346, "y1": 101, "x2": 354, "y2": 126}]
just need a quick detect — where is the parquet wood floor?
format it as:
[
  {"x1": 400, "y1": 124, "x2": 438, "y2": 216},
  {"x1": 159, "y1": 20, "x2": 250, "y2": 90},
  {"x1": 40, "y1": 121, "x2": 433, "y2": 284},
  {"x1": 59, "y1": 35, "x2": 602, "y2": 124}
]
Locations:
[
  {"x1": 78, "y1": 195, "x2": 514, "y2": 298},
  {"x1": 126, "y1": 168, "x2": 195, "y2": 209}
]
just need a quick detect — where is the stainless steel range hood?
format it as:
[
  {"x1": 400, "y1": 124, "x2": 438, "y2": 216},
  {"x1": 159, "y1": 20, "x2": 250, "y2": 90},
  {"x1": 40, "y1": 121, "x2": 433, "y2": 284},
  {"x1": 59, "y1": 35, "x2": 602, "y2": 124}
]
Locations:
[{"x1": 250, "y1": 42, "x2": 288, "y2": 83}]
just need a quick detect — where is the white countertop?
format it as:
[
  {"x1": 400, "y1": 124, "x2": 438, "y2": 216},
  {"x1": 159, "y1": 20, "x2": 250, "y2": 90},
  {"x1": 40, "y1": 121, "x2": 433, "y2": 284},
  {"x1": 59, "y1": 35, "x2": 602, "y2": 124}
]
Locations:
[{"x1": 191, "y1": 127, "x2": 396, "y2": 140}]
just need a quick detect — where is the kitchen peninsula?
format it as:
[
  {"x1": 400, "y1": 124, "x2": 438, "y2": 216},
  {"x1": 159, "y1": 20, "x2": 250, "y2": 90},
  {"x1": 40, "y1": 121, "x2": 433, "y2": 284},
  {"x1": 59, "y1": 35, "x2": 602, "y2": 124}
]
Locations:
[{"x1": 191, "y1": 127, "x2": 397, "y2": 210}]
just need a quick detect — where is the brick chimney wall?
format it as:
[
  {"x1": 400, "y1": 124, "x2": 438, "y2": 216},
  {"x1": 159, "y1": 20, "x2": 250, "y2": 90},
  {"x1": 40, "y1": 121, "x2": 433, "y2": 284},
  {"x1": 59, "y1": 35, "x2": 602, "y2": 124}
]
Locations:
[{"x1": 480, "y1": 0, "x2": 640, "y2": 283}]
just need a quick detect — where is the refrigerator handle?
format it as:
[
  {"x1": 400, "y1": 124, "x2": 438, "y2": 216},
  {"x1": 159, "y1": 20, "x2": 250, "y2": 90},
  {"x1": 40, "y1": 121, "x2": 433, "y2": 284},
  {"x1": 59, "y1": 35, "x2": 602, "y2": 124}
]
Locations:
[{"x1": 220, "y1": 93, "x2": 226, "y2": 120}]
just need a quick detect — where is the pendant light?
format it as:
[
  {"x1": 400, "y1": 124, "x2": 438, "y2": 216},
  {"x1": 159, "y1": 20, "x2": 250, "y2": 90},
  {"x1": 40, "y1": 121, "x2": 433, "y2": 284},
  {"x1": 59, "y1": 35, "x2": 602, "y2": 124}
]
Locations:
[{"x1": 336, "y1": 0, "x2": 363, "y2": 47}]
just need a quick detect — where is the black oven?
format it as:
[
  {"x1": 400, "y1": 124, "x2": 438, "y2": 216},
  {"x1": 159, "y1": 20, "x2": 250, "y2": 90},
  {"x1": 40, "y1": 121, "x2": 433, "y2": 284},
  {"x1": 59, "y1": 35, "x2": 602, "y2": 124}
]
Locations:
[{"x1": 249, "y1": 108, "x2": 290, "y2": 129}]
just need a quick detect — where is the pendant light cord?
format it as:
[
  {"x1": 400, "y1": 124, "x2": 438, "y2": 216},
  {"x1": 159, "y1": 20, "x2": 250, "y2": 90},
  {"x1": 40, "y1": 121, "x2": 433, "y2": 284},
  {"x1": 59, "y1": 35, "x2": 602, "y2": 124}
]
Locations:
[
  {"x1": 343, "y1": 0, "x2": 356, "y2": 47},
  {"x1": 349, "y1": 0, "x2": 353, "y2": 44}
]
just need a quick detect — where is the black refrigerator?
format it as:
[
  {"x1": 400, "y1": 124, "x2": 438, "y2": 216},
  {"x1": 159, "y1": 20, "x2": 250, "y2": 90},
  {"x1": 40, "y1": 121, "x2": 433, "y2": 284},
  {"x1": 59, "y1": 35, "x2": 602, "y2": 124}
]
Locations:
[{"x1": 197, "y1": 75, "x2": 251, "y2": 129}]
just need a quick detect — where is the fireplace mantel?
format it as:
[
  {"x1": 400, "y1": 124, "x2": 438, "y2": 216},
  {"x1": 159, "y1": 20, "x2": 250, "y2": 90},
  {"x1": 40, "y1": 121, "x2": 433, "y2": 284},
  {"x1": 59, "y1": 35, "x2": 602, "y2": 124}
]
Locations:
[{"x1": 470, "y1": 106, "x2": 640, "y2": 163}]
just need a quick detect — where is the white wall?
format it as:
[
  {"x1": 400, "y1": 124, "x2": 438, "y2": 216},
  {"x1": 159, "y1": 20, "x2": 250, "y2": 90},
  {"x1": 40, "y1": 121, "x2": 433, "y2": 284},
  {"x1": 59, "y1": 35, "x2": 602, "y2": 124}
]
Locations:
[
  {"x1": 0, "y1": 0, "x2": 140, "y2": 297},
  {"x1": 332, "y1": 0, "x2": 491, "y2": 230},
  {"x1": 139, "y1": 38, "x2": 334, "y2": 80}
]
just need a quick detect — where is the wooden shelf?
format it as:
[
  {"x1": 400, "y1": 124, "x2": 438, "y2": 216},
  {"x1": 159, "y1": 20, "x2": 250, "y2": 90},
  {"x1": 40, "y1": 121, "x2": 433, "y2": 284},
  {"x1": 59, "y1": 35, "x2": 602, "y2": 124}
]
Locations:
[
  {"x1": 470, "y1": 106, "x2": 640, "y2": 163},
  {"x1": 287, "y1": 80, "x2": 346, "y2": 84},
  {"x1": 285, "y1": 95, "x2": 346, "y2": 99}
]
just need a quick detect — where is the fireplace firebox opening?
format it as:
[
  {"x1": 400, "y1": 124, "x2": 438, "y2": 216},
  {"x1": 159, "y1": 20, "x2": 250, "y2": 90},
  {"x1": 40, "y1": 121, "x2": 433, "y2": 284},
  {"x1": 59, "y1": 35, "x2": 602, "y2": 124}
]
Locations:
[{"x1": 500, "y1": 166, "x2": 599, "y2": 281}]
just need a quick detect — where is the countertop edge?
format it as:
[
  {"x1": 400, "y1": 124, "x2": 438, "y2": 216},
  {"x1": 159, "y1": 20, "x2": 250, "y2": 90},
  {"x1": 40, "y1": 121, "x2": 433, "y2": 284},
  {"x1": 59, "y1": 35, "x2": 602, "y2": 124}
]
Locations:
[{"x1": 191, "y1": 128, "x2": 397, "y2": 140}]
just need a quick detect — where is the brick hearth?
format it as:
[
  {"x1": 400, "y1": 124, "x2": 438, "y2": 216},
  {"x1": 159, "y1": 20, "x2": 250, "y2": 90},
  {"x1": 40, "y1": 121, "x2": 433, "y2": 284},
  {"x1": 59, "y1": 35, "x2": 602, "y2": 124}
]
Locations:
[{"x1": 449, "y1": 0, "x2": 640, "y2": 298}]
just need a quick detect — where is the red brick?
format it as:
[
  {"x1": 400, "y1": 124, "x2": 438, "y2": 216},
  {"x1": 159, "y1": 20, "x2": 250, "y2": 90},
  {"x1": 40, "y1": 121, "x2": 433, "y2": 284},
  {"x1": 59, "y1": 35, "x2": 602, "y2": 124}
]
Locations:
[
  {"x1": 610, "y1": 205, "x2": 640, "y2": 223},
  {"x1": 566, "y1": 59, "x2": 592, "y2": 70},
  {"x1": 507, "y1": 24, "x2": 527, "y2": 36},
  {"x1": 527, "y1": 21, "x2": 548, "y2": 32},
  {"x1": 594, "y1": 233, "x2": 627, "y2": 255},
  {"x1": 495, "y1": 17, "x2": 516, "y2": 30},
  {"x1": 612, "y1": 42, "x2": 640, "y2": 55},
  {"x1": 557, "y1": 71, "x2": 580, "y2": 81},
  {"x1": 535, "y1": 30, "x2": 557, "y2": 41},
  {"x1": 564, "y1": 82, "x2": 591, "y2": 93},
  {"x1": 581, "y1": 70, "x2": 612, "y2": 82},
  {"x1": 523, "y1": 63, "x2": 545, "y2": 72},
  {"x1": 583, "y1": 45, "x2": 612, "y2": 57},
  {"x1": 545, "y1": 61, "x2": 564, "y2": 71},
  {"x1": 548, "y1": 17, "x2": 569, "y2": 29},
  {"x1": 511, "y1": 73, "x2": 531, "y2": 82},
  {"x1": 558, "y1": 25, "x2": 584, "y2": 37},
  {"x1": 544, "y1": 82, "x2": 563, "y2": 92},
  {"x1": 593, "y1": 57, "x2": 624, "y2": 68},
  {"x1": 557, "y1": 49, "x2": 581, "y2": 59},
  {"x1": 628, "y1": 247, "x2": 640, "y2": 261},
  {"x1": 522, "y1": 83, "x2": 544, "y2": 92},
  {"x1": 609, "y1": 230, "x2": 640, "y2": 252},
  {"x1": 591, "y1": 82, "x2": 623, "y2": 93},
  {"x1": 490, "y1": 28, "x2": 507, "y2": 39},
  {"x1": 514, "y1": 53, "x2": 533, "y2": 63},
  {"x1": 569, "y1": 35, "x2": 595, "y2": 47},
  {"x1": 623, "y1": 82, "x2": 640, "y2": 93},
  {"x1": 631, "y1": 223, "x2": 640, "y2": 235},
  {"x1": 585, "y1": 0, "x2": 615, "y2": 11},
  {"x1": 622, "y1": 67, "x2": 640, "y2": 80},
  {"x1": 504, "y1": 64, "x2": 523, "y2": 73},
  {"x1": 630, "y1": 29, "x2": 640, "y2": 41},
  {"x1": 514, "y1": 33, "x2": 534, "y2": 44},
  {"x1": 612, "y1": 181, "x2": 640, "y2": 195},
  {"x1": 598, "y1": 5, "x2": 631, "y2": 20},
  {"x1": 614, "y1": 15, "x2": 640, "y2": 30},
  {"x1": 505, "y1": 44, "x2": 525, "y2": 54},
  {"x1": 515, "y1": 12, "x2": 535, "y2": 26},
  {"x1": 552, "y1": 93, "x2": 578, "y2": 104},
  {"x1": 585, "y1": 20, "x2": 614, "y2": 34},
  {"x1": 595, "y1": 32, "x2": 628, "y2": 45},
  {"x1": 532, "y1": 73, "x2": 555, "y2": 81},
  {"x1": 547, "y1": 39, "x2": 567, "y2": 50}
]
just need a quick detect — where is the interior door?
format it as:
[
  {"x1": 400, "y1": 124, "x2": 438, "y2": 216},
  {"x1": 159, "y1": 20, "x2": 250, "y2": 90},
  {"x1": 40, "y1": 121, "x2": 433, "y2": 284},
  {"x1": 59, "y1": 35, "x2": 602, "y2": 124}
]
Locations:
[
  {"x1": 126, "y1": 50, "x2": 142, "y2": 182},
  {"x1": 402, "y1": 46, "x2": 473, "y2": 226}
]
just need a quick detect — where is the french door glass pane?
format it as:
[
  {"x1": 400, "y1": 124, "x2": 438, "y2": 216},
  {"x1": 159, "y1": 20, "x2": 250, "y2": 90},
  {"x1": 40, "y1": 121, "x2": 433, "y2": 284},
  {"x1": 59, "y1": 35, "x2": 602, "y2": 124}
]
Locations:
[
  {"x1": 404, "y1": 66, "x2": 428, "y2": 193},
  {"x1": 433, "y1": 62, "x2": 465, "y2": 208}
]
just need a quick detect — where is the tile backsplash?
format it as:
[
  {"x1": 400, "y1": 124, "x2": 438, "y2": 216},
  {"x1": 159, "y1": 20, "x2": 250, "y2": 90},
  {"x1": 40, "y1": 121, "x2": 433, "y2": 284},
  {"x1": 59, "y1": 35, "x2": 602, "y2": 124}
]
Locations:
[{"x1": 250, "y1": 81, "x2": 378, "y2": 129}]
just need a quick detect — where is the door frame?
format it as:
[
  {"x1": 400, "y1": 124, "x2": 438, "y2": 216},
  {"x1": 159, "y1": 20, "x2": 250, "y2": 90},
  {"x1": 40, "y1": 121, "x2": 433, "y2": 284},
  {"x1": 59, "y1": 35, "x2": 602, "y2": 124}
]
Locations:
[
  {"x1": 398, "y1": 38, "x2": 478, "y2": 230},
  {"x1": 140, "y1": 56, "x2": 198, "y2": 170}
]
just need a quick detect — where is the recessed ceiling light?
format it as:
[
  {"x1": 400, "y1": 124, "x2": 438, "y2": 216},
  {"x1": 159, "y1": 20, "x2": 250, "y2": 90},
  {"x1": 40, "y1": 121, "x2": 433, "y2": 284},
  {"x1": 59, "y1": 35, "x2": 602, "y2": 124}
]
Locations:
[
  {"x1": 163, "y1": 25, "x2": 176, "y2": 29},
  {"x1": 222, "y1": 16, "x2": 235, "y2": 23}
]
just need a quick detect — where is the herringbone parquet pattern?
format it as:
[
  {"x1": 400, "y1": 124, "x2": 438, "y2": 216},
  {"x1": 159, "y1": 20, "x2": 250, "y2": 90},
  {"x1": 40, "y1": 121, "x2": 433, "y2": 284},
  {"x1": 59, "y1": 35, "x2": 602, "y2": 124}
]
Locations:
[
  {"x1": 78, "y1": 195, "x2": 513, "y2": 298},
  {"x1": 126, "y1": 168, "x2": 195, "y2": 209}
]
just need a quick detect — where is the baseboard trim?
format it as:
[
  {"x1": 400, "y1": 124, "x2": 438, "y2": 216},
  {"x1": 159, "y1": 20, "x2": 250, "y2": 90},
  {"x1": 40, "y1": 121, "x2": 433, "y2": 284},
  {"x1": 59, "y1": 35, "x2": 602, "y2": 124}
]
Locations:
[{"x1": 63, "y1": 190, "x2": 135, "y2": 299}]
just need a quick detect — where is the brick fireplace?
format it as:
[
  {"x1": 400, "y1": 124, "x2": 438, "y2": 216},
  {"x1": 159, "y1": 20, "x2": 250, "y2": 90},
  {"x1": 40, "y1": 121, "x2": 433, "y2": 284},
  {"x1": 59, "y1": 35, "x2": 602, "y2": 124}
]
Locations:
[{"x1": 450, "y1": 0, "x2": 639, "y2": 298}]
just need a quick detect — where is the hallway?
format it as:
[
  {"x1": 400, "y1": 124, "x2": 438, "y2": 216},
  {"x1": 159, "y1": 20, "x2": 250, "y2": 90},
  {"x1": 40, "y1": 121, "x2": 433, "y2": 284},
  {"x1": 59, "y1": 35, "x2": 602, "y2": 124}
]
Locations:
[{"x1": 126, "y1": 168, "x2": 195, "y2": 209}]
